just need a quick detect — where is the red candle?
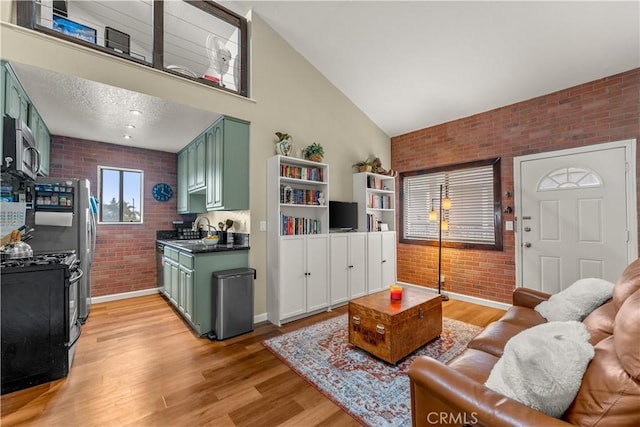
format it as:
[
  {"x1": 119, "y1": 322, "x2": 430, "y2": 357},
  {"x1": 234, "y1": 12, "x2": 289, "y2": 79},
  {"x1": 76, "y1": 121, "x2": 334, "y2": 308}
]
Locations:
[{"x1": 390, "y1": 285, "x2": 403, "y2": 301}]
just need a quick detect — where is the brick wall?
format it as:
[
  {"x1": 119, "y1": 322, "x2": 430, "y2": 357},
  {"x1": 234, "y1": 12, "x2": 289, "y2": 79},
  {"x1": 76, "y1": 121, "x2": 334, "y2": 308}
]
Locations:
[
  {"x1": 391, "y1": 68, "x2": 640, "y2": 304},
  {"x1": 50, "y1": 136, "x2": 180, "y2": 297}
]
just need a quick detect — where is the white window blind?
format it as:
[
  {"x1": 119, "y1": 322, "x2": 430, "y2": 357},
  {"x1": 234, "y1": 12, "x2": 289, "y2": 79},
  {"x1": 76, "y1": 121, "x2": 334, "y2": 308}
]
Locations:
[{"x1": 403, "y1": 164, "x2": 497, "y2": 245}]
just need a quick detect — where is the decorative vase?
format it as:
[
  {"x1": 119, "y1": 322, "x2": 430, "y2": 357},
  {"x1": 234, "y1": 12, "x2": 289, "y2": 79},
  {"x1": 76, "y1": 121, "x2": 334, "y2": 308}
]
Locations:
[
  {"x1": 278, "y1": 138, "x2": 292, "y2": 156},
  {"x1": 307, "y1": 153, "x2": 323, "y2": 162}
]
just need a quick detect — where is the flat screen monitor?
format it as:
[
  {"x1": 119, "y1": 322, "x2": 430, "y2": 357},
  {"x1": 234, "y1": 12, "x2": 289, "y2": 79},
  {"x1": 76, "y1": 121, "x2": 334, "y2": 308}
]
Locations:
[
  {"x1": 52, "y1": 14, "x2": 96, "y2": 44},
  {"x1": 329, "y1": 201, "x2": 358, "y2": 231}
]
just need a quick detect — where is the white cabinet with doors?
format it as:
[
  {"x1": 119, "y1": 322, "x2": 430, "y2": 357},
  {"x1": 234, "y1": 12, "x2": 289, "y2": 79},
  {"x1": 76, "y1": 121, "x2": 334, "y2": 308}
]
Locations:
[
  {"x1": 277, "y1": 235, "x2": 329, "y2": 321},
  {"x1": 366, "y1": 231, "x2": 397, "y2": 294},
  {"x1": 329, "y1": 232, "x2": 367, "y2": 306}
]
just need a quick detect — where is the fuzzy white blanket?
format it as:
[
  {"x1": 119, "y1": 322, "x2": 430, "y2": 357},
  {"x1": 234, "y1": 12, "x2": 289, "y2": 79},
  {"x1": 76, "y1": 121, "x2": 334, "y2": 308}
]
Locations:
[{"x1": 485, "y1": 321, "x2": 594, "y2": 418}]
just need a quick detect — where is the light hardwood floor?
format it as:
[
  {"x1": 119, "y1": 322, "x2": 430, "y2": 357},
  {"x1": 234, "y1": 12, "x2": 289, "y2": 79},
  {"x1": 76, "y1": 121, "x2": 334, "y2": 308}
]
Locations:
[{"x1": 1, "y1": 292, "x2": 505, "y2": 426}]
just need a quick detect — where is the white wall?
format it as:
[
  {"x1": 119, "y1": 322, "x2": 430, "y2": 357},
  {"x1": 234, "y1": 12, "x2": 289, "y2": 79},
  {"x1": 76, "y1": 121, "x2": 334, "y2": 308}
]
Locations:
[{"x1": 0, "y1": 10, "x2": 391, "y2": 316}]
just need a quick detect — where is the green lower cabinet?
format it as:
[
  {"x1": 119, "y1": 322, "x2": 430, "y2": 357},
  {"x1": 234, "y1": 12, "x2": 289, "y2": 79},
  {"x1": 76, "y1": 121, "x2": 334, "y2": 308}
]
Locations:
[{"x1": 162, "y1": 248, "x2": 249, "y2": 336}]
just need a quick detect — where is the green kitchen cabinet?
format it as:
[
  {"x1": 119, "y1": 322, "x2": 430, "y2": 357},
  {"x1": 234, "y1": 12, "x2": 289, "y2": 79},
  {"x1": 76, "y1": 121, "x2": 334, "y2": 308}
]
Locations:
[
  {"x1": 205, "y1": 116, "x2": 249, "y2": 211},
  {"x1": 3, "y1": 65, "x2": 28, "y2": 121},
  {"x1": 2, "y1": 62, "x2": 50, "y2": 175},
  {"x1": 28, "y1": 107, "x2": 51, "y2": 176},
  {"x1": 178, "y1": 252, "x2": 194, "y2": 323},
  {"x1": 177, "y1": 150, "x2": 188, "y2": 213},
  {"x1": 161, "y1": 244, "x2": 249, "y2": 336},
  {"x1": 187, "y1": 133, "x2": 207, "y2": 193},
  {"x1": 177, "y1": 148, "x2": 205, "y2": 214}
]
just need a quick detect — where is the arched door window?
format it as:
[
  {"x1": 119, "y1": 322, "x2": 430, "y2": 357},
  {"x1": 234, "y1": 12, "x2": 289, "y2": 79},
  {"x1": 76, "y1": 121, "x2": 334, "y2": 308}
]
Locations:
[{"x1": 538, "y1": 167, "x2": 602, "y2": 191}]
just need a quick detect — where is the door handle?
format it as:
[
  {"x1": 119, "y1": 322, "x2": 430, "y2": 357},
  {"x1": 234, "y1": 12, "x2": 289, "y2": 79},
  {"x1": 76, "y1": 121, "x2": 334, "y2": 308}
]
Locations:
[
  {"x1": 524, "y1": 226, "x2": 531, "y2": 232},
  {"x1": 524, "y1": 242, "x2": 532, "y2": 248}
]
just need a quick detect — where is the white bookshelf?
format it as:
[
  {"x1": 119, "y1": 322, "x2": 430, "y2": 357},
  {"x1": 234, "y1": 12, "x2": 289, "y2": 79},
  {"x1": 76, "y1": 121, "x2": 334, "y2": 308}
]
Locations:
[
  {"x1": 352, "y1": 172, "x2": 396, "y2": 232},
  {"x1": 267, "y1": 155, "x2": 330, "y2": 325}
]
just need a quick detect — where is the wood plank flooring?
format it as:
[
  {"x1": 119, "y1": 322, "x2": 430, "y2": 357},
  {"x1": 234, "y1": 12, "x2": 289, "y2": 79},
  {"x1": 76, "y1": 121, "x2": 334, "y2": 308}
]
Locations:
[{"x1": 1, "y1": 293, "x2": 505, "y2": 426}]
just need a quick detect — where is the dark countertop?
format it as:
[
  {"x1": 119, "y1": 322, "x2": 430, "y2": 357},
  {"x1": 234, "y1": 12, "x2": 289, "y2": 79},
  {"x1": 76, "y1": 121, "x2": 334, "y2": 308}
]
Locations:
[{"x1": 159, "y1": 239, "x2": 250, "y2": 254}]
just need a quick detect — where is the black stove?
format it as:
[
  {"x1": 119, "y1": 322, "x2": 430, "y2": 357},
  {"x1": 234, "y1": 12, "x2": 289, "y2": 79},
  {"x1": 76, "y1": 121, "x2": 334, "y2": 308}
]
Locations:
[
  {"x1": 1, "y1": 249, "x2": 81, "y2": 394},
  {"x1": 1, "y1": 251, "x2": 77, "y2": 269}
]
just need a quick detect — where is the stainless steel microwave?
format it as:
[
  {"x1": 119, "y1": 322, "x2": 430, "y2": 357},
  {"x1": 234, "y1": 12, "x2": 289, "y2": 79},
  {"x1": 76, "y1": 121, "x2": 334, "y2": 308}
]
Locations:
[{"x1": 2, "y1": 116, "x2": 40, "y2": 181}]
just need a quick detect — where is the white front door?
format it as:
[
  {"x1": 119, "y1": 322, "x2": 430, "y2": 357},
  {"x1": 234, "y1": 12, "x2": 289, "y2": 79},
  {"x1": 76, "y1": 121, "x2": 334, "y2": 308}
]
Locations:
[{"x1": 514, "y1": 140, "x2": 637, "y2": 293}]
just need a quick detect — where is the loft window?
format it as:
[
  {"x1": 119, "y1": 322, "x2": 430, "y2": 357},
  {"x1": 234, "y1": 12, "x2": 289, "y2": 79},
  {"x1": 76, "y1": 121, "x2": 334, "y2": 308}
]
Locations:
[
  {"x1": 19, "y1": 0, "x2": 248, "y2": 96},
  {"x1": 400, "y1": 158, "x2": 503, "y2": 250},
  {"x1": 98, "y1": 166, "x2": 143, "y2": 223}
]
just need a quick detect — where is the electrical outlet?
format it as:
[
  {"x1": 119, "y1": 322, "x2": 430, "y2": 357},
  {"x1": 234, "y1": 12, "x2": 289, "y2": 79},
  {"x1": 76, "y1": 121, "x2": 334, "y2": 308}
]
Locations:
[
  {"x1": 440, "y1": 275, "x2": 446, "y2": 283},
  {"x1": 259, "y1": 221, "x2": 267, "y2": 231}
]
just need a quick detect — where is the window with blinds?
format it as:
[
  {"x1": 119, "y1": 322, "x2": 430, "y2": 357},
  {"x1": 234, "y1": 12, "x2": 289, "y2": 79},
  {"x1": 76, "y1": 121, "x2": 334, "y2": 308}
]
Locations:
[{"x1": 400, "y1": 158, "x2": 502, "y2": 250}]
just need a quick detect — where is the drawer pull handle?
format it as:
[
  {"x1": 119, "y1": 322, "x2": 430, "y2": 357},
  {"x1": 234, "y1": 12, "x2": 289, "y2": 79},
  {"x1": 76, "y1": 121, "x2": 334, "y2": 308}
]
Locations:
[
  {"x1": 352, "y1": 315, "x2": 360, "y2": 325},
  {"x1": 418, "y1": 308, "x2": 423, "y2": 319},
  {"x1": 376, "y1": 324, "x2": 385, "y2": 335}
]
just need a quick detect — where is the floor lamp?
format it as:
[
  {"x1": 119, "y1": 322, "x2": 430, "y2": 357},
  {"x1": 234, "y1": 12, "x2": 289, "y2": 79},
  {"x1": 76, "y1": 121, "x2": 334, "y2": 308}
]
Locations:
[{"x1": 430, "y1": 184, "x2": 450, "y2": 301}]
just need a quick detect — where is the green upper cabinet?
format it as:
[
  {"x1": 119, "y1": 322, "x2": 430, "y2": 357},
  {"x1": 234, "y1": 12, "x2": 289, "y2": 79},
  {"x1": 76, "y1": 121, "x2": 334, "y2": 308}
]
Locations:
[
  {"x1": 177, "y1": 150, "x2": 189, "y2": 213},
  {"x1": 28, "y1": 107, "x2": 51, "y2": 176},
  {"x1": 177, "y1": 116, "x2": 249, "y2": 214},
  {"x1": 3, "y1": 65, "x2": 28, "y2": 121},
  {"x1": 187, "y1": 133, "x2": 206, "y2": 193},
  {"x1": 177, "y1": 148, "x2": 205, "y2": 214},
  {"x1": 2, "y1": 62, "x2": 50, "y2": 176},
  {"x1": 205, "y1": 116, "x2": 249, "y2": 211}
]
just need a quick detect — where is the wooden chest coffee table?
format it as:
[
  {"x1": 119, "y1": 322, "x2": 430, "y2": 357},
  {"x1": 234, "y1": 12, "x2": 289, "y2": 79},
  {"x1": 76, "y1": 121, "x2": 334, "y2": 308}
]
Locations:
[{"x1": 348, "y1": 287, "x2": 442, "y2": 364}]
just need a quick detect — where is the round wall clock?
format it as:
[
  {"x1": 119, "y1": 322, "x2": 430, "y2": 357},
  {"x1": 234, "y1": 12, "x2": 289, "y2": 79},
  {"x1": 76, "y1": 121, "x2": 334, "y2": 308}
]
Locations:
[{"x1": 152, "y1": 183, "x2": 173, "y2": 202}]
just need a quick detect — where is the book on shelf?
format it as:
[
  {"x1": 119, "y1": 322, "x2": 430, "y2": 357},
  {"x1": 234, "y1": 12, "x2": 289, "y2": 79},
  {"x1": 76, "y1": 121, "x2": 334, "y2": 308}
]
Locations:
[
  {"x1": 281, "y1": 214, "x2": 321, "y2": 235},
  {"x1": 280, "y1": 185, "x2": 323, "y2": 205},
  {"x1": 366, "y1": 213, "x2": 378, "y2": 232},
  {"x1": 367, "y1": 175, "x2": 387, "y2": 190},
  {"x1": 368, "y1": 194, "x2": 392, "y2": 209},
  {"x1": 280, "y1": 164, "x2": 324, "y2": 182}
]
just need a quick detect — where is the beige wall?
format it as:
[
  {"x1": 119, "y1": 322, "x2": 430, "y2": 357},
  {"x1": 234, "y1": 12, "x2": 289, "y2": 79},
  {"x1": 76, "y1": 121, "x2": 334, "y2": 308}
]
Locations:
[{"x1": 0, "y1": 11, "x2": 390, "y2": 316}]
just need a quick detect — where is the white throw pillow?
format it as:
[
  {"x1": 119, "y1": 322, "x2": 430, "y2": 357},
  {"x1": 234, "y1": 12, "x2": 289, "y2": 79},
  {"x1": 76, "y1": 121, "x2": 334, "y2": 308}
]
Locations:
[
  {"x1": 485, "y1": 321, "x2": 594, "y2": 419},
  {"x1": 535, "y1": 278, "x2": 614, "y2": 322}
]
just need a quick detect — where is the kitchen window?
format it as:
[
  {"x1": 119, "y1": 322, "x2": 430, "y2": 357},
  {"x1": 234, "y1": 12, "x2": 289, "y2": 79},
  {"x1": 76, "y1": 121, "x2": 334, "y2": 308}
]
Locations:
[
  {"x1": 400, "y1": 158, "x2": 503, "y2": 250},
  {"x1": 98, "y1": 166, "x2": 143, "y2": 223}
]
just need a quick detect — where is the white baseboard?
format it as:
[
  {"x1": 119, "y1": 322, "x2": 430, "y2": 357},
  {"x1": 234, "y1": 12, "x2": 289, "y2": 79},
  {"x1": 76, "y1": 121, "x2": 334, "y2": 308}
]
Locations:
[
  {"x1": 92, "y1": 288, "x2": 271, "y2": 325},
  {"x1": 396, "y1": 281, "x2": 511, "y2": 311},
  {"x1": 91, "y1": 287, "x2": 160, "y2": 304}
]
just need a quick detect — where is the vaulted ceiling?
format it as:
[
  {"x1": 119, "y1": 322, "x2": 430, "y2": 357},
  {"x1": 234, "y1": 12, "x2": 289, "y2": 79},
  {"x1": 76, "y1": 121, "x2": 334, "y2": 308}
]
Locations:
[{"x1": 12, "y1": 1, "x2": 640, "y2": 151}]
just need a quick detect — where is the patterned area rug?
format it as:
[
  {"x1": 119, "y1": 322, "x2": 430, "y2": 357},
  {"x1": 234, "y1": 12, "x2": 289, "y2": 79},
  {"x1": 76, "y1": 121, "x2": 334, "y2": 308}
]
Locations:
[{"x1": 263, "y1": 314, "x2": 481, "y2": 426}]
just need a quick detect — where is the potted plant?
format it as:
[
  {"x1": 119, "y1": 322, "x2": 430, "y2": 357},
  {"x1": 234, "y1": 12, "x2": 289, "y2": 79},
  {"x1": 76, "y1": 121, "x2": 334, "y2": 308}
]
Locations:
[
  {"x1": 304, "y1": 142, "x2": 324, "y2": 162},
  {"x1": 353, "y1": 158, "x2": 374, "y2": 172}
]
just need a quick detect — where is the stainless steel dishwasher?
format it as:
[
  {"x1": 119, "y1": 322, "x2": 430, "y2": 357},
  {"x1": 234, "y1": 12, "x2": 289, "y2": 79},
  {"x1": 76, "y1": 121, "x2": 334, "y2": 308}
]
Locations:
[
  {"x1": 156, "y1": 241, "x2": 165, "y2": 289},
  {"x1": 210, "y1": 268, "x2": 256, "y2": 340}
]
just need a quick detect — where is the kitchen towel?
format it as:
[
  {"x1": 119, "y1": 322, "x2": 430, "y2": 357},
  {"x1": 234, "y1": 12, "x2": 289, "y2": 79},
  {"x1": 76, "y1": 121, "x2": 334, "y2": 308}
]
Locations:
[{"x1": 35, "y1": 211, "x2": 74, "y2": 227}]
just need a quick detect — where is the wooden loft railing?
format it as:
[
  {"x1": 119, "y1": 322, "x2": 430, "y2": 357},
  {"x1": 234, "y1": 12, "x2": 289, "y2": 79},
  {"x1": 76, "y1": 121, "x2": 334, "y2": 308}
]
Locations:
[{"x1": 15, "y1": 0, "x2": 248, "y2": 97}]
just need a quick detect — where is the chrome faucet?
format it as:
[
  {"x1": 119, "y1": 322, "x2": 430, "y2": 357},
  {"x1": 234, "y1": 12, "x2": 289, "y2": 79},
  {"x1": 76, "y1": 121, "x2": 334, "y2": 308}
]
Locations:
[{"x1": 193, "y1": 216, "x2": 212, "y2": 234}]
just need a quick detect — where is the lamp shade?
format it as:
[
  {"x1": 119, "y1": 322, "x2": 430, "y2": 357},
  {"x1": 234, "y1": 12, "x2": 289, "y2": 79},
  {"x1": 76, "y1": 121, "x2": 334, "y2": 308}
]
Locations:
[
  {"x1": 429, "y1": 210, "x2": 438, "y2": 221},
  {"x1": 442, "y1": 197, "x2": 451, "y2": 210},
  {"x1": 441, "y1": 220, "x2": 449, "y2": 231}
]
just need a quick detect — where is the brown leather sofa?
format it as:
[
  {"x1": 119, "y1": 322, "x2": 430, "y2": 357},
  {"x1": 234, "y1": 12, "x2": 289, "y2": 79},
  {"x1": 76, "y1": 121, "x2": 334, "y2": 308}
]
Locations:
[{"x1": 408, "y1": 259, "x2": 640, "y2": 427}]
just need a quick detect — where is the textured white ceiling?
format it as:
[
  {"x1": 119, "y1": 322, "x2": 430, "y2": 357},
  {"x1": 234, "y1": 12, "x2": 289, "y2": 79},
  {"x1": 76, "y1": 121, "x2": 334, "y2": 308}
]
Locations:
[
  {"x1": 11, "y1": 1, "x2": 640, "y2": 153},
  {"x1": 12, "y1": 63, "x2": 219, "y2": 152}
]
